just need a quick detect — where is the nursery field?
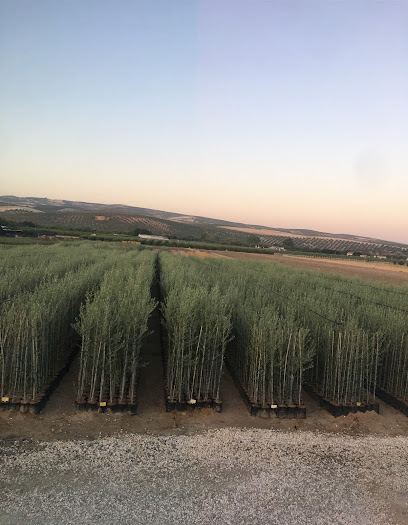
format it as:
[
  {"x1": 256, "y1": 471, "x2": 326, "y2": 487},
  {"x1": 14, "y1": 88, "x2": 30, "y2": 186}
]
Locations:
[
  {"x1": 1, "y1": 242, "x2": 408, "y2": 430},
  {"x1": 2, "y1": 242, "x2": 408, "y2": 525}
]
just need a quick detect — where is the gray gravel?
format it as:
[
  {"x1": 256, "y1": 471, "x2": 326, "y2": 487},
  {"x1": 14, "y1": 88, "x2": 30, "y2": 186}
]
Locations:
[{"x1": 1, "y1": 429, "x2": 407, "y2": 525}]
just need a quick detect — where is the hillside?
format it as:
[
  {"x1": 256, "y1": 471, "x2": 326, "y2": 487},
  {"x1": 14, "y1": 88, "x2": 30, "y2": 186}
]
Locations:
[
  {"x1": 0, "y1": 195, "x2": 247, "y2": 227},
  {"x1": 1, "y1": 195, "x2": 407, "y2": 257},
  {"x1": 0, "y1": 197, "x2": 258, "y2": 246}
]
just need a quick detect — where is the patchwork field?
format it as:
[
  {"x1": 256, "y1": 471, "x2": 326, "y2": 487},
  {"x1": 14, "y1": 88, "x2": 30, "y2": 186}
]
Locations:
[{"x1": 1, "y1": 196, "x2": 407, "y2": 257}]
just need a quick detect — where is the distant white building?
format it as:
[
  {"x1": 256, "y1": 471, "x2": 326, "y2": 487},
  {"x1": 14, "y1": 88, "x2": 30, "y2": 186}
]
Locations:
[
  {"x1": 138, "y1": 234, "x2": 169, "y2": 241},
  {"x1": 265, "y1": 245, "x2": 285, "y2": 251},
  {"x1": 346, "y1": 252, "x2": 354, "y2": 256}
]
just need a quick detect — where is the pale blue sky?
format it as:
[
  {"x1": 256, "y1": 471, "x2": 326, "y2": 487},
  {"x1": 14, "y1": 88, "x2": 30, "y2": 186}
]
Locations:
[{"x1": 1, "y1": 1, "x2": 407, "y2": 242}]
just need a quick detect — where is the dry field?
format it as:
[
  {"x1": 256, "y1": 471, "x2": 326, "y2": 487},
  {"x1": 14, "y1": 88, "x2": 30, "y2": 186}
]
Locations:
[{"x1": 210, "y1": 251, "x2": 408, "y2": 287}]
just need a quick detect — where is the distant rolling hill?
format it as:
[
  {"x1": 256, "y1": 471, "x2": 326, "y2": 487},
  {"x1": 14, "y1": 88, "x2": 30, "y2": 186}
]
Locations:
[
  {"x1": 0, "y1": 195, "x2": 246, "y2": 227},
  {"x1": 0, "y1": 196, "x2": 257, "y2": 246},
  {"x1": 0, "y1": 195, "x2": 407, "y2": 257}
]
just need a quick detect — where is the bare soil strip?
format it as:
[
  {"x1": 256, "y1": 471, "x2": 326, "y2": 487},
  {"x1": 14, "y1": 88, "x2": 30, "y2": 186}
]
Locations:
[{"x1": 1, "y1": 363, "x2": 407, "y2": 442}]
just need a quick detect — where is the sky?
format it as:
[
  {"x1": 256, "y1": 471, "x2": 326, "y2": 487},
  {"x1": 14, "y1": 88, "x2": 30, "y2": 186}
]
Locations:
[{"x1": 1, "y1": 1, "x2": 407, "y2": 243}]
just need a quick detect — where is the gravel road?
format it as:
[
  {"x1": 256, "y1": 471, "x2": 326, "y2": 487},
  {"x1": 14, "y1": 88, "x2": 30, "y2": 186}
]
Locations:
[{"x1": 1, "y1": 429, "x2": 407, "y2": 525}]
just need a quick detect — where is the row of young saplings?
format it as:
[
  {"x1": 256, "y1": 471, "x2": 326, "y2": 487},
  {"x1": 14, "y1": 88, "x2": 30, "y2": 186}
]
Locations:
[
  {"x1": 0, "y1": 242, "x2": 102, "y2": 304},
  {"x1": 2, "y1": 244, "x2": 407, "y2": 419},
  {"x1": 159, "y1": 252, "x2": 408, "y2": 418},
  {"x1": 75, "y1": 250, "x2": 156, "y2": 412},
  {"x1": 159, "y1": 253, "x2": 311, "y2": 417},
  {"x1": 76, "y1": 250, "x2": 229, "y2": 413},
  {"x1": 246, "y1": 261, "x2": 408, "y2": 416},
  {"x1": 0, "y1": 243, "x2": 151, "y2": 412}
]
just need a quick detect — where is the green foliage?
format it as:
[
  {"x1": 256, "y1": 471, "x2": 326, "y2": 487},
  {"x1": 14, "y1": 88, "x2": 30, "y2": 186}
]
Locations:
[
  {"x1": 162, "y1": 255, "x2": 408, "y2": 406},
  {"x1": 282, "y1": 237, "x2": 296, "y2": 250},
  {"x1": 1, "y1": 242, "x2": 406, "y2": 411},
  {"x1": 75, "y1": 250, "x2": 157, "y2": 403},
  {"x1": 159, "y1": 253, "x2": 232, "y2": 402},
  {"x1": 0, "y1": 245, "x2": 119, "y2": 401}
]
